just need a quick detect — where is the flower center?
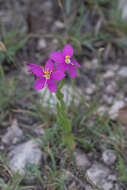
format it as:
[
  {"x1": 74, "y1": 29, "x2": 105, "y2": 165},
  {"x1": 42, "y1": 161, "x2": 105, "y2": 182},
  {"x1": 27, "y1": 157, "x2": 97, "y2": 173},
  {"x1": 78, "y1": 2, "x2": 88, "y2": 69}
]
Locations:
[
  {"x1": 42, "y1": 67, "x2": 52, "y2": 79},
  {"x1": 65, "y1": 56, "x2": 71, "y2": 64}
]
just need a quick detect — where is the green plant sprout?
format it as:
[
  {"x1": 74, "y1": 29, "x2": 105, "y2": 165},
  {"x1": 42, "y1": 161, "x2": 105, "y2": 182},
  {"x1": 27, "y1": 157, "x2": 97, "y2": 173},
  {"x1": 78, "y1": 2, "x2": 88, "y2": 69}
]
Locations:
[{"x1": 26, "y1": 44, "x2": 80, "y2": 151}]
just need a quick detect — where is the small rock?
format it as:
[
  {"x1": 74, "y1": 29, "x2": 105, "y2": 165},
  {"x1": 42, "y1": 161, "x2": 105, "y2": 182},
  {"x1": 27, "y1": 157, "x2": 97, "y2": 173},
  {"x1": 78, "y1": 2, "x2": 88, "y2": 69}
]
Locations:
[
  {"x1": 102, "y1": 181, "x2": 113, "y2": 190},
  {"x1": 74, "y1": 149, "x2": 91, "y2": 169},
  {"x1": 118, "y1": 66, "x2": 127, "y2": 77},
  {"x1": 52, "y1": 38, "x2": 58, "y2": 44},
  {"x1": 103, "y1": 95, "x2": 113, "y2": 105},
  {"x1": 114, "y1": 183, "x2": 123, "y2": 190},
  {"x1": 85, "y1": 95, "x2": 91, "y2": 101},
  {"x1": 92, "y1": 59, "x2": 98, "y2": 68},
  {"x1": 34, "y1": 128, "x2": 45, "y2": 136},
  {"x1": 97, "y1": 106, "x2": 108, "y2": 116},
  {"x1": 109, "y1": 100, "x2": 125, "y2": 119},
  {"x1": 86, "y1": 84, "x2": 96, "y2": 95},
  {"x1": 0, "y1": 145, "x2": 4, "y2": 150},
  {"x1": 117, "y1": 93, "x2": 124, "y2": 99},
  {"x1": 107, "y1": 64, "x2": 119, "y2": 72},
  {"x1": 62, "y1": 169, "x2": 72, "y2": 179},
  {"x1": 103, "y1": 71, "x2": 115, "y2": 79},
  {"x1": 83, "y1": 59, "x2": 98, "y2": 69},
  {"x1": 2, "y1": 120, "x2": 23, "y2": 145},
  {"x1": 86, "y1": 163, "x2": 110, "y2": 190},
  {"x1": 8, "y1": 140, "x2": 42, "y2": 175},
  {"x1": 55, "y1": 21, "x2": 64, "y2": 29},
  {"x1": 37, "y1": 39, "x2": 47, "y2": 49},
  {"x1": 105, "y1": 82, "x2": 117, "y2": 94},
  {"x1": 107, "y1": 175, "x2": 117, "y2": 182},
  {"x1": 102, "y1": 150, "x2": 116, "y2": 165}
]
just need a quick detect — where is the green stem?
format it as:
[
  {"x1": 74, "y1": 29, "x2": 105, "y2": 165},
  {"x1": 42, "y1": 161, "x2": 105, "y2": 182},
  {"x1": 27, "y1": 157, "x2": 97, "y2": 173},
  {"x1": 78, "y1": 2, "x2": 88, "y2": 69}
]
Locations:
[
  {"x1": 0, "y1": 65, "x2": 4, "y2": 80},
  {"x1": 56, "y1": 80, "x2": 75, "y2": 151}
]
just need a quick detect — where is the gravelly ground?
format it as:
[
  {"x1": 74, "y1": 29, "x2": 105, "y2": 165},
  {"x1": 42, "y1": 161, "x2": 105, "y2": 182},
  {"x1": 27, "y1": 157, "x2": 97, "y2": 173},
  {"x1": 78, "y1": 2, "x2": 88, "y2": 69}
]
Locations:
[{"x1": 0, "y1": 0, "x2": 127, "y2": 190}]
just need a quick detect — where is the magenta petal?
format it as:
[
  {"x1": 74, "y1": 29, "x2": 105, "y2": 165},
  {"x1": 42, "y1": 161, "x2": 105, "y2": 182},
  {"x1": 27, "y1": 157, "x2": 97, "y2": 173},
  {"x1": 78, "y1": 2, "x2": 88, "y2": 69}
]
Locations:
[
  {"x1": 51, "y1": 71, "x2": 65, "y2": 81},
  {"x1": 55, "y1": 62, "x2": 67, "y2": 72},
  {"x1": 47, "y1": 79, "x2": 57, "y2": 93},
  {"x1": 34, "y1": 77, "x2": 46, "y2": 90},
  {"x1": 68, "y1": 64, "x2": 77, "y2": 78},
  {"x1": 63, "y1": 44, "x2": 73, "y2": 57},
  {"x1": 27, "y1": 69, "x2": 32, "y2": 72},
  {"x1": 25, "y1": 63, "x2": 35, "y2": 67},
  {"x1": 25, "y1": 63, "x2": 34, "y2": 72},
  {"x1": 45, "y1": 59, "x2": 54, "y2": 72},
  {"x1": 25, "y1": 63, "x2": 43, "y2": 77},
  {"x1": 71, "y1": 59, "x2": 80, "y2": 68},
  {"x1": 50, "y1": 52, "x2": 64, "y2": 64}
]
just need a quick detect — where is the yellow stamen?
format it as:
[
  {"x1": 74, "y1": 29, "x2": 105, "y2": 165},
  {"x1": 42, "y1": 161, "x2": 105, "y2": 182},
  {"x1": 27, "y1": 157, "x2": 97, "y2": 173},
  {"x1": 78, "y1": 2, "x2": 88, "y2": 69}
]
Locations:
[
  {"x1": 42, "y1": 67, "x2": 52, "y2": 79},
  {"x1": 65, "y1": 55, "x2": 74, "y2": 66},
  {"x1": 65, "y1": 55, "x2": 71, "y2": 64}
]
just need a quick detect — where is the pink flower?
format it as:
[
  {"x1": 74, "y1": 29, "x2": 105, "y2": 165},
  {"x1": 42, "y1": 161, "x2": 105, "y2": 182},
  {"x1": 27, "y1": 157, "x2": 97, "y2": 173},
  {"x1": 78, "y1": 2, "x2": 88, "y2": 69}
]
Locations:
[
  {"x1": 26, "y1": 59, "x2": 65, "y2": 92},
  {"x1": 50, "y1": 44, "x2": 80, "y2": 78}
]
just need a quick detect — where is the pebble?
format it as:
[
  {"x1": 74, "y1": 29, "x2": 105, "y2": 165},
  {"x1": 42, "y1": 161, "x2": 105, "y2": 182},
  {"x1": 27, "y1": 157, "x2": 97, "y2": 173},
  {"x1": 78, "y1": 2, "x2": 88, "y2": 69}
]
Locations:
[
  {"x1": 8, "y1": 140, "x2": 42, "y2": 175},
  {"x1": 103, "y1": 71, "x2": 115, "y2": 79},
  {"x1": 37, "y1": 39, "x2": 47, "y2": 49},
  {"x1": 97, "y1": 106, "x2": 108, "y2": 116},
  {"x1": 2, "y1": 120, "x2": 23, "y2": 145},
  {"x1": 118, "y1": 66, "x2": 127, "y2": 77},
  {"x1": 55, "y1": 21, "x2": 64, "y2": 29},
  {"x1": 102, "y1": 182, "x2": 113, "y2": 190},
  {"x1": 105, "y1": 82, "x2": 117, "y2": 94},
  {"x1": 86, "y1": 163, "x2": 110, "y2": 190},
  {"x1": 74, "y1": 149, "x2": 91, "y2": 169},
  {"x1": 34, "y1": 128, "x2": 45, "y2": 136},
  {"x1": 83, "y1": 59, "x2": 98, "y2": 69},
  {"x1": 102, "y1": 150, "x2": 116, "y2": 165},
  {"x1": 107, "y1": 175, "x2": 117, "y2": 182},
  {"x1": 86, "y1": 84, "x2": 96, "y2": 95},
  {"x1": 103, "y1": 95, "x2": 113, "y2": 105},
  {"x1": 109, "y1": 100, "x2": 125, "y2": 119}
]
